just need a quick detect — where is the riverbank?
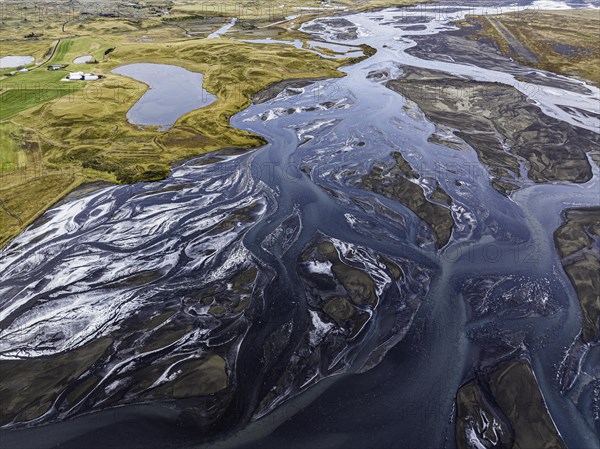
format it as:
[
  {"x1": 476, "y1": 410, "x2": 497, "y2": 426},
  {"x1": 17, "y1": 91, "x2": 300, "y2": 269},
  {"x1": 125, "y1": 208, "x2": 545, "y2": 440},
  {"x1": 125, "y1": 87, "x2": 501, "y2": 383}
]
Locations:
[
  {"x1": 554, "y1": 207, "x2": 600, "y2": 344},
  {"x1": 0, "y1": 13, "x2": 372, "y2": 248},
  {"x1": 386, "y1": 67, "x2": 599, "y2": 195},
  {"x1": 456, "y1": 358, "x2": 566, "y2": 449},
  {"x1": 0, "y1": 0, "x2": 446, "y2": 249},
  {"x1": 459, "y1": 9, "x2": 600, "y2": 87}
]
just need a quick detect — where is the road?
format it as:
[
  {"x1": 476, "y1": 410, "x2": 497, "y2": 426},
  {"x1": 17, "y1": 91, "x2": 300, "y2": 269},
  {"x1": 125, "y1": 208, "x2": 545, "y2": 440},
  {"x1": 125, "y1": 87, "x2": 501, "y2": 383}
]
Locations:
[{"x1": 487, "y1": 17, "x2": 539, "y2": 64}]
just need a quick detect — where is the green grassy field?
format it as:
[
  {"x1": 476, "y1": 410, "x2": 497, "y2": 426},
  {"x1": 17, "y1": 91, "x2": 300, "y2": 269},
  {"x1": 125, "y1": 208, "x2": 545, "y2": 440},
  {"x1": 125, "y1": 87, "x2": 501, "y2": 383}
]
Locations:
[
  {"x1": 0, "y1": 35, "x2": 120, "y2": 121},
  {"x1": 52, "y1": 39, "x2": 75, "y2": 63},
  {"x1": 1, "y1": 64, "x2": 80, "y2": 118},
  {"x1": 0, "y1": 123, "x2": 24, "y2": 167},
  {"x1": 50, "y1": 37, "x2": 114, "y2": 65},
  {"x1": 1, "y1": 88, "x2": 77, "y2": 121}
]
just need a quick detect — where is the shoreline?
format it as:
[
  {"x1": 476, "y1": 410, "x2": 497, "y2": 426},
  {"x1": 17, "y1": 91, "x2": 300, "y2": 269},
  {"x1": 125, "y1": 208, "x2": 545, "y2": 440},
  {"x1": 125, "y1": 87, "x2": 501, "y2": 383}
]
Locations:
[
  {"x1": 0, "y1": 0, "x2": 414, "y2": 250},
  {"x1": 0, "y1": 0, "x2": 391, "y2": 251},
  {"x1": 0, "y1": 70, "x2": 352, "y2": 251}
]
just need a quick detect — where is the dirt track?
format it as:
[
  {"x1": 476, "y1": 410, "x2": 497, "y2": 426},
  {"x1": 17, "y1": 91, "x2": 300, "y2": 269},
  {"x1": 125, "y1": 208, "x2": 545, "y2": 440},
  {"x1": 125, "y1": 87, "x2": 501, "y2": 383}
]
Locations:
[{"x1": 487, "y1": 17, "x2": 539, "y2": 64}]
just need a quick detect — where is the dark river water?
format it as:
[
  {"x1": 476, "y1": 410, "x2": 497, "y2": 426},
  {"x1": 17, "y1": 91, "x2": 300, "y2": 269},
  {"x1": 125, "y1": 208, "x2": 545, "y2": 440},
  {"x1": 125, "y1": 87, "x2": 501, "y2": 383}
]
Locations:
[{"x1": 0, "y1": 2, "x2": 599, "y2": 449}]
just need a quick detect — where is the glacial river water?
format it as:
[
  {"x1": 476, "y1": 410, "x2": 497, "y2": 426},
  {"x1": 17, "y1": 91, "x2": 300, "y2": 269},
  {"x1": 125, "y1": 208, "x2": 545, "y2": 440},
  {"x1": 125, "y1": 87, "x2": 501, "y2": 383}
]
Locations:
[{"x1": 0, "y1": 2, "x2": 598, "y2": 449}]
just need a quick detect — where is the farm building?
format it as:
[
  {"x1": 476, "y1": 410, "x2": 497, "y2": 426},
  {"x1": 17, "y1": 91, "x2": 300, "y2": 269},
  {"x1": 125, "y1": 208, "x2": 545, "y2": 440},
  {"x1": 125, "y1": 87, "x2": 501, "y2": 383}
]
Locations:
[{"x1": 66, "y1": 72, "x2": 100, "y2": 81}]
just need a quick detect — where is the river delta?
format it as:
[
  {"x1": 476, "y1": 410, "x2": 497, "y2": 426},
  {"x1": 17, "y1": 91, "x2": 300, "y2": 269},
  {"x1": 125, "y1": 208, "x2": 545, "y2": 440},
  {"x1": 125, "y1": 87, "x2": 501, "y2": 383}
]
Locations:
[{"x1": 0, "y1": 2, "x2": 598, "y2": 449}]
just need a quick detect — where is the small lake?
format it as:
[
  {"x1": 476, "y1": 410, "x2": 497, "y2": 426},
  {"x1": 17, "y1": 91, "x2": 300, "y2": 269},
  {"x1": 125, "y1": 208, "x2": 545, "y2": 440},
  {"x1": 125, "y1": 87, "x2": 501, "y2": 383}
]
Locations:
[
  {"x1": 112, "y1": 63, "x2": 216, "y2": 129},
  {"x1": 73, "y1": 55, "x2": 93, "y2": 64},
  {"x1": 0, "y1": 55, "x2": 34, "y2": 69}
]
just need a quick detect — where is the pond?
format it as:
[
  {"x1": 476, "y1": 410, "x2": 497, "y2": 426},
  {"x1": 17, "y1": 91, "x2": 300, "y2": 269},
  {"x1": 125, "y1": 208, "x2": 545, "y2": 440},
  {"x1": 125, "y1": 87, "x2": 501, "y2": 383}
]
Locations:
[
  {"x1": 112, "y1": 63, "x2": 216, "y2": 129},
  {"x1": 0, "y1": 55, "x2": 34, "y2": 69},
  {"x1": 73, "y1": 55, "x2": 93, "y2": 64}
]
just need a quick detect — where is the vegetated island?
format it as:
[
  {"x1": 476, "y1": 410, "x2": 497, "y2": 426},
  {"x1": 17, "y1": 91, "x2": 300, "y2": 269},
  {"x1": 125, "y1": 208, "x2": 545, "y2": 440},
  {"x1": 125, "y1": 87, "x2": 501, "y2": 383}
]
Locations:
[
  {"x1": 554, "y1": 207, "x2": 600, "y2": 345},
  {"x1": 455, "y1": 358, "x2": 566, "y2": 449},
  {"x1": 386, "y1": 67, "x2": 599, "y2": 196}
]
